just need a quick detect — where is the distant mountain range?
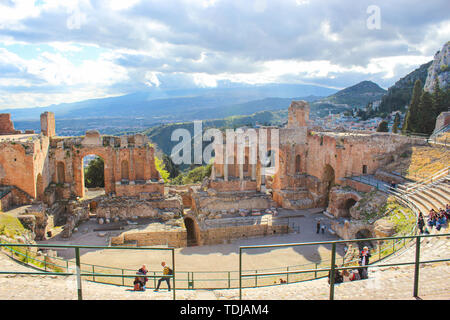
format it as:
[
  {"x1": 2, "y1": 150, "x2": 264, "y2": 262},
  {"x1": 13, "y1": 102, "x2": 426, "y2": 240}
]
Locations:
[{"x1": 3, "y1": 83, "x2": 337, "y2": 121}]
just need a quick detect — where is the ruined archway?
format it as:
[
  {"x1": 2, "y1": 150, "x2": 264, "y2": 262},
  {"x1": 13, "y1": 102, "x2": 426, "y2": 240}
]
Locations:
[
  {"x1": 343, "y1": 198, "x2": 357, "y2": 217},
  {"x1": 355, "y1": 229, "x2": 374, "y2": 250},
  {"x1": 83, "y1": 154, "x2": 105, "y2": 198},
  {"x1": 121, "y1": 160, "x2": 129, "y2": 181},
  {"x1": 184, "y1": 216, "x2": 200, "y2": 247},
  {"x1": 295, "y1": 154, "x2": 301, "y2": 174},
  {"x1": 56, "y1": 161, "x2": 65, "y2": 184},
  {"x1": 36, "y1": 173, "x2": 44, "y2": 201}
]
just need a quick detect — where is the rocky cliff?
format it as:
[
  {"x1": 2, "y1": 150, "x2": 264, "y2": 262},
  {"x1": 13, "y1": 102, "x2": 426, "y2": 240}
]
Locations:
[{"x1": 424, "y1": 41, "x2": 450, "y2": 92}]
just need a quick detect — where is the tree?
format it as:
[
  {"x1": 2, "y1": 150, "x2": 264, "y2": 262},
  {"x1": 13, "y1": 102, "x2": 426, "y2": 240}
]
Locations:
[
  {"x1": 376, "y1": 120, "x2": 389, "y2": 132},
  {"x1": 417, "y1": 90, "x2": 435, "y2": 134},
  {"x1": 155, "y1": 155, "x2": 170, "y2": 183},
  {"x1": 402, "y1": 79, "x2": 423, "y2": 134},
  {"x1": 84, "y1": 157, "x2": 104, "y2": 188},
  {"x1": 432, "y1": 79, "x2": 447, "y2": 118},
  {"x1": 392, "y1": 113, "x2": 401, "y2": 133},
  {"x1": 162, "y1": 153, "x2": 180, "y2": 179}
]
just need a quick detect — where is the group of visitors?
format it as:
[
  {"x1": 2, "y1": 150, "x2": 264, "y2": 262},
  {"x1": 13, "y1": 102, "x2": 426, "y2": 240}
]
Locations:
[
  {"x1": 133, "y1": 261, "x2": 173, "y2": 292},
  {"x1": 328, "y1": 246, "x2": 371, "y2": 284},
  {"x1": 417, "y1": 204, "x2": 450, "y2": 234}
]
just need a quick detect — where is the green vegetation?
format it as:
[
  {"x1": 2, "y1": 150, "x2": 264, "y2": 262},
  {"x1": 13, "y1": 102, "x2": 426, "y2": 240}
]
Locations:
[
  {"x1": 377, "y1": 61, "x2": 431, "y2": 116},
  {"x1": 154, "y1": 155, "x2": 170, "y2": 183},
  {"x1": 402, "y1": 79, "x2": 450, "y2": 135},
  {"x1": 376, "y1": 120, "x2": 388, "y2": 132},
  {"x1": 84, "y1": 157, "x2": 105, "y2": 188},
  {"x1": 0, "y1": 213, "x2": 27, "y2": 238},
  {"x1": 383, "y1": 197, "x2": 415, "y2": 235},
  {"x1": 392, "y1": 112, "x2": 401, "y2": 133},
  {"x1": 170, "y1": 163, "x2": 212, "y2": 185}
]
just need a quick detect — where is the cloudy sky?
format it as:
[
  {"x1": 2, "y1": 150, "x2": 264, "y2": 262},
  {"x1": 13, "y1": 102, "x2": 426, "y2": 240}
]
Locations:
[{"x1": 0, "y1": 0, "x2": 449, "y2": 109}]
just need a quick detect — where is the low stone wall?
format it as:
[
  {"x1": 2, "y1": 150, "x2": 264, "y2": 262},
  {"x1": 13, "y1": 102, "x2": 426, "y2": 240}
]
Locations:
[
  {"x1": 209, "y1": 179, "x2": 257, "y2": 192},
  {"x1": 200, "y1": 224, "x2": 290, "y2": 246},
  {"x1": 111, "y1": 230, "x2": 187, "y2": 247},
  {"x1": 95, "y1": 195, "x2": 183, "y2": 220},
  {"x1": 0, "y1": 187, "x2": 33, "y2": 211},
  {"x1": 111, "y1": 223, "x2": 290, "y2": 248},
  {"x1": 340, "y1": 178, "x2": 375, "y2": 193},
  {"x1": 115, "y1": 182, "x2": 164, "y2": 197},
  {"x1": 191, "y1": 189, "x2": 275, "y2": 217}
]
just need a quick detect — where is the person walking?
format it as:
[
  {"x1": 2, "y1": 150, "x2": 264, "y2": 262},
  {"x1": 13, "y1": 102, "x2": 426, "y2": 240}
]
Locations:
[
  {"x1": 418, "y1": 212, "x2": 425, "y2": 234},
  {"x1": 154, "y1": 261, "x2": 172, "y2": 292},
  {"x1": 316, "y1": 220, "x2": 321, "y2": 234},
  {"x1": 359, "y1": 246, "x2": 371, "y2": 280}
]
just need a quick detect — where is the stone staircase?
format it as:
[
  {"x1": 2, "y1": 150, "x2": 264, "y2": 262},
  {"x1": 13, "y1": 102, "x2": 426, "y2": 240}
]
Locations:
[{"x1": 389, "y1": 167, "x2": 449, "y2": 215}]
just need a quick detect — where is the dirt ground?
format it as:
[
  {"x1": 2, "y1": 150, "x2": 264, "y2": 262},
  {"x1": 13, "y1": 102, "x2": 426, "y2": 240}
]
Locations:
[{"x1": 38, "y1": 208, "x2": 345, "y2": 278}]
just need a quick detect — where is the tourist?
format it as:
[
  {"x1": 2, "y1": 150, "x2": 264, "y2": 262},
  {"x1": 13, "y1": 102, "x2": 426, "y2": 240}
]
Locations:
[
  {"x1": 328, "y1": 265, "x2": 343, "y2": 284},
  {"x1": 154, "y1": 261, "x2": 173, "y2": 292},
  {"x1": 418, "y1": 212, "x2": 425, "y2": 234},
  {"x1": 350, "y1": 269, "x2": 360, "y2": 281},
  {"x1": 342, "y1": 269, "x2": 352, "y2": 282},
  {"x1": 316, "y1": 220, "x2": 321, "y2": 234},
  {"x1": 133, "y1": 272, "x2": 146, "y2": 291},
  {"x1": 321, "y1": 225, "x2": 326, "y2": 234},
  {"x1": 138, "y1": 265, "x2": 148, "y2": 288},
  {"x1": 359, "y1": 246, "x2": 371, "y2": 279}
]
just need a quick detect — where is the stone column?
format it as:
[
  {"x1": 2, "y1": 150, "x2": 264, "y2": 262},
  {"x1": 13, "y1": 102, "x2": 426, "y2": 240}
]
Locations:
[
  {"x1": 224, "y1": 163, "x2": 228, "y2": 181},
  {"x1": 251, "y1": 164, "x2": 256, "y2": 181},
  {"x1": 239, "y1": 164, "x2": 244, "y2": 181}
]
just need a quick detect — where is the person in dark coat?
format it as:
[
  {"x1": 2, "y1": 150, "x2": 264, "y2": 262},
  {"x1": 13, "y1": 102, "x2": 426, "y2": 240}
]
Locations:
[
  {"x1": 359, "y1": 246, "x2": 371, "y2": 279},
  {"x1": 316, "y1": 220, "x2": 321, "y2": 234},
  {"x1": 417, "y1": 212, "x2": 425, "y2": 234}
]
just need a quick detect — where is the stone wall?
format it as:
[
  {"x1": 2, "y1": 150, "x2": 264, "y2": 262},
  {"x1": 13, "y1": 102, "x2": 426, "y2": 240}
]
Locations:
[
  {"x1": 0, "y1": 114, "x2": 19, "y2": 135},
  {"x1": 111, "y1": 223, "x2": 289, "y2": 248},
  {"x1": 94, "y1": 195, "x2": 183, "y2": 220}
]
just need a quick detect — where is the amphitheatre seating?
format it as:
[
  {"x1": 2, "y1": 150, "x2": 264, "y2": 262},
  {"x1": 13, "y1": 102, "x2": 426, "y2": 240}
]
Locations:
[{"x1": 389, "y1": 168, "x2": 449, "y2": 215}]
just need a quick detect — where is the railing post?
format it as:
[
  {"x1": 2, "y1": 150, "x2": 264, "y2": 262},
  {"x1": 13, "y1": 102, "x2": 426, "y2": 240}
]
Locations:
[
  {"x1": 413, "y1": 235, "x2": 421, "y2": 297},
  {"x1": 172, "y1": 248, "x2": 176, "y2": 301},
  {"x1": 314, "y1": 263, "x2": 318, "y2": 279},
  {"x1": 92, "y1": 265, "x2": 95, "y2": 282},
  {"x1": 329, "y1": 243, "x2": 336, "y2": 300},
  {"x1": 122, "y1": 269, "x2": 125, "y2": 286},
  {"x1": 228, "y1": 271, "x2": 231, "y2": 289},
  {"x1": 286, "y1": 267, "x2": 289, "y2": 284},
  {"x1": 75, "y1": 247, "x2": 82, "y2": 300},
  {"x1": 239, "y1": 247, "x2": 242, "y2": 300},
  {"x1": 255, "y1": 270, "x2": 258, "y2": 287}
]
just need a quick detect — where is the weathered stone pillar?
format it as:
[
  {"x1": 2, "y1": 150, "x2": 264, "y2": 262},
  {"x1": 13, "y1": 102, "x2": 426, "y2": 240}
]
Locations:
[
  {"x1": 224, "y1": 163, "x2": 228, "y2": 181},
  {"x1": 251, "y1": 164, "x2": 256, "y2": 181},
  {"x1": 239, "y1": 164, "x2": 244, "y2": 181},
  {"x1": 211, "y1": 165, "x2": 216, "y2": 180}
]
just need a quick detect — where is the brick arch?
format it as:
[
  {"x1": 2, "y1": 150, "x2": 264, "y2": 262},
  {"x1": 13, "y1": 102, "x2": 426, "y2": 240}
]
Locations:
[
  {"x1": 184, "y1": 214, "x2": 202, "y2": 247},
  {"x1": 337, "y1": 195, "x2": 361, "y2": 218},
  {"x1": 56, "y1": 161, "x2": 65, "y2": 184},
  {"x1": 73, "y1": 147, "x2": 114, "y2": 198},
  {"x1": 322, "y1": 164, "x2": 335, "y2": 206}
]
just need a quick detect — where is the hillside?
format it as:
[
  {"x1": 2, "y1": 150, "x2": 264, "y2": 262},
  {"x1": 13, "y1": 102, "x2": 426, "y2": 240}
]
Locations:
[
  {"x1": 3, "y1": 83, "x2": 336, "y2": 121},
  {"x1": 144, "y1": 109, "x2": 287, "y2": 163},
  {"x1": 313, "y1": 81, "x2": 386, "y2": 108},
  {"x1": 424, "y1": 41, "x2": 450, "y2": 92},
  {"x1": 377, "y1": 61, "x2": 432, "y2": 115}
]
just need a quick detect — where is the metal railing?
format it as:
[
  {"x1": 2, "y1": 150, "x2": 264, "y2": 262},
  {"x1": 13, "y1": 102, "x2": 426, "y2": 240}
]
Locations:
[
  {"x1": 238, "y1": 233, "x2": 450, "y2": 300},
  {"x1": 0, "y1": 243, "x2": 176, "y2": 300}
]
